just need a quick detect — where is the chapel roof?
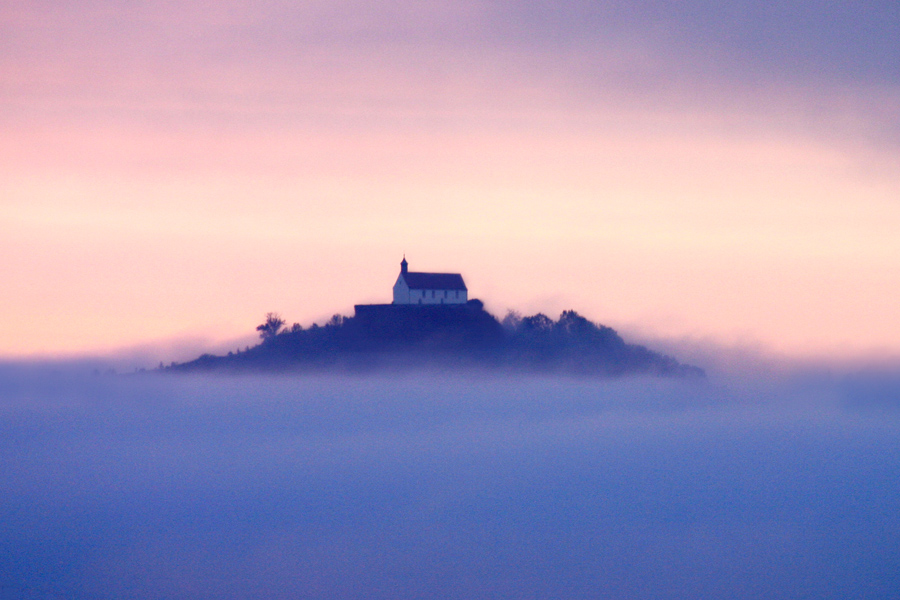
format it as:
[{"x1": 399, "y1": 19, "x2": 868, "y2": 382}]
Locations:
[{"x1": 402, "y1": 272, "x2": 467, "y2": 291}]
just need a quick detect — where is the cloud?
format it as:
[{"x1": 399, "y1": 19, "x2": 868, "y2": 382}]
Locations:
[{"x1": 5, "y1": 1, "x2": 898, "y2": 106}]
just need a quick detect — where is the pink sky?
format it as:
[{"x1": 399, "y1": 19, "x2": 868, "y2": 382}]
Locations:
[{"x1": 2, "y1": 1, "x2": 899, "y2": 365}]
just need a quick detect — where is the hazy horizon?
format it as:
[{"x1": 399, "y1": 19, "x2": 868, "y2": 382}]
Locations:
[{"x1": 3, "y1": 312, "x2": 897, "y2": 378}]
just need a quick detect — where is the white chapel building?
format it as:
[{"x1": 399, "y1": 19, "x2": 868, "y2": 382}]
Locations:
[{"x1": 392, "y1": 257, "x2": 468, "y2": 305}]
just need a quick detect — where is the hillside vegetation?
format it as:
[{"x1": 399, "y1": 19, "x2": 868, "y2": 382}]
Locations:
[{"x1": 169, "y1": 301, "x2": 703, "y2": 378}]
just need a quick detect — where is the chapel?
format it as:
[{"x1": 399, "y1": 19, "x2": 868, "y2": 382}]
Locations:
[{"x1": 392, "y1": 257, "x2": 468, "y2": 305}]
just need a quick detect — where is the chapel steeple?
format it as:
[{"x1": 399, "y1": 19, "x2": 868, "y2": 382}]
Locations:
[{"x1": 400, "y1": 255, "x2": 408, "y2": 275}]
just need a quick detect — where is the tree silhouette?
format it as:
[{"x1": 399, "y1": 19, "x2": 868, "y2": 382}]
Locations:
[
  {"x1": 171, "y1": 304, "x2": 702, "y2": 378},
  {"x1": 522, "y1": 313, "x2": 554, "y2": 331},
  {"x1": 256, "y1": 312, "x2": 285, "y2": 341}
]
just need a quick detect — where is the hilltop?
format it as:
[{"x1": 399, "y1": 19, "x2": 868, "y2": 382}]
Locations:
[{"x1": 168, "y1": 300, "x2": 703, "y2": 378}]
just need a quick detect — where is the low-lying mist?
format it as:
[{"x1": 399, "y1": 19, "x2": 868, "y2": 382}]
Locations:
[{"x1": 1, "y1": 365, "x2": 899, "y2": 599}]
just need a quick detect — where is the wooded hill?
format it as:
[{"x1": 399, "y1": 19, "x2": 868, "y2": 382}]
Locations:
[{"x1": 168, "y1": 300, "x2": 704, "y2": 378}]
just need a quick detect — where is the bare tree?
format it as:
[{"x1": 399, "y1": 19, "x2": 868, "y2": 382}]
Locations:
[{"x1": 256, "y1": 312, "x2": 285, "y2": 341}]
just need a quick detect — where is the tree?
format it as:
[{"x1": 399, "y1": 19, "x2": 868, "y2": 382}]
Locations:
[
  {"x1": 556, "y1": 310, "x2": 594, "y2": 336},
  {"x1": 256, "y1": 312, "x2": 285, "y2": 341},
  {"x1": 501, "y1": 310, "x2": 522, "y2": 332},
  {"x1": 522, "y1": 313, "x2": 554, "y2": 332}
]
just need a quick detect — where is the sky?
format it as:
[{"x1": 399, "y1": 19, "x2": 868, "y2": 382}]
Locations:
[{"x1": 2, "y1": 1, "x2": 900, "y2": 364}]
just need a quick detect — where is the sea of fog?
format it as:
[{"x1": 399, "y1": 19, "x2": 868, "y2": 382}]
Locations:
[{"x1": 1, "y1": 365, "x2": 899, "y2": 599}]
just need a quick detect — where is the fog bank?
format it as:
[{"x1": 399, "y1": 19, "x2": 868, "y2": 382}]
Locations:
[{"x1": 1, "y1": 367, "x2": 899, "y2": 599}]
